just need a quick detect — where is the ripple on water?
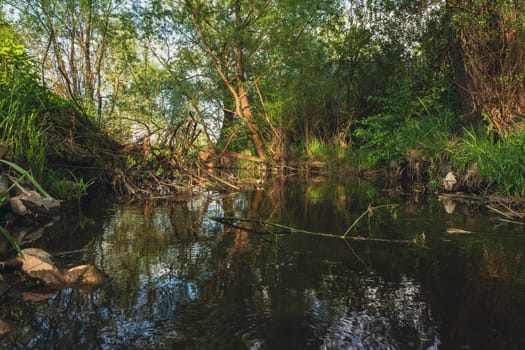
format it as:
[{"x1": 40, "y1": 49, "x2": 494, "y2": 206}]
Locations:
[{"x1": 306, "y1": 275, "x2": 441, "y2": 349}]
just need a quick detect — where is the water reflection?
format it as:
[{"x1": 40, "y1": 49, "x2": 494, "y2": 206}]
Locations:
[{"x1": 1, "y1": 177, "x2": 525, "y2": 349}]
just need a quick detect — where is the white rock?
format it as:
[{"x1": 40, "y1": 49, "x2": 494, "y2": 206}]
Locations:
[{"x1": 443, "y1": 172, "x2": 457, "y2": 191}]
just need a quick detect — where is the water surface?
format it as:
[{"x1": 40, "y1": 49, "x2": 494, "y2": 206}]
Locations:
[{"x1": 1, "y1": 177, "x2": 525, "y2": 349}]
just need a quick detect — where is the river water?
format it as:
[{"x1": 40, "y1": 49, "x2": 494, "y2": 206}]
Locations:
[{"x1": 1, "y1": 176, "x2": 525, "y2": 349}]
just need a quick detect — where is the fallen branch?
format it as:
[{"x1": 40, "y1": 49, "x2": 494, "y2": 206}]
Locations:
[
  {"x1": 209, "y1": 203, "x2": 422, "y2": 246},
  {"x1": 205, "y1": 172, "x2": 240, "y2": 191},
  {"x1": 487, "y1": 205, "x2": 516, "y2": 220}
]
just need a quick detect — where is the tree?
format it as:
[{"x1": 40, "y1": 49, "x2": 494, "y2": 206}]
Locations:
[
  {"x1": 4, "y1": 0, "x2": 125, "y2": 121},
  {"x1": 144, "y1": 0, "x2": 335, "y2": 163},
  {"x1": 448, "y1": 0, "x2": 525, "y2": 136}
]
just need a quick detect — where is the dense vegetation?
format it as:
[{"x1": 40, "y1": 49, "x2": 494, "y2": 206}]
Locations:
[{"x1": 1, "y1": 0, "x2": 524, "y2": 197}]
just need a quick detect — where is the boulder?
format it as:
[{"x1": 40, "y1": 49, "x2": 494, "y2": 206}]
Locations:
[
  {"x1": 64, "y1": 264, "x2": 108, "y2": 286},
  {"x1": 18, "y1": 248, "x2": 66, "y2": 287}
]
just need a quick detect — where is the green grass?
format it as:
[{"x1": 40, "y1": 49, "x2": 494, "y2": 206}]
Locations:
[
  {"x1": 449, "y1": 129, "x2": 525, "y2": 196},
  {"x1": 354, "y1": 107, "x2": 459, "y2": 173},
  {"x1": 1, "y1": 36, "x2": 50, "y2": 179}
]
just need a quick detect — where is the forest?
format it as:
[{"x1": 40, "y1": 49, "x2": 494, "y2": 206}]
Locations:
[{"x1": 1, "y1": 0, "x2": 525, "y2": 198}]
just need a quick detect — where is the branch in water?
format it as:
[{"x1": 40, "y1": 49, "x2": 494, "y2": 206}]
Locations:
[{"x1": 209, "y1": 203, "x2": 425, "y2": 246}]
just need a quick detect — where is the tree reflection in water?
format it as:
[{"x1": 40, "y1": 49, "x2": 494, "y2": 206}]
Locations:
[{"x1": 1, "y1": 178, "x2": 525, "y2": 349}]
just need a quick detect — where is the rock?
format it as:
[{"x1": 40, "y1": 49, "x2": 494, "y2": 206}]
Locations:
[
  {"x1": 20, "y1": 191, "x2": 62, "y2": 216},
  {"x1": 9, "y1": 196, "x2": 27, "y2": 216},
  {"x1": 19, "y1": 248, "x2": 66, "y2": 287},
  {"x1": 443, "y1": 172, "x2": 457, "y2": 191},
  {"x1": 17, "y1": 248, "x2": 107, "y2": 289},
  {"x1": 65, "y1": 264, "x2": 108, "y2": 286}
]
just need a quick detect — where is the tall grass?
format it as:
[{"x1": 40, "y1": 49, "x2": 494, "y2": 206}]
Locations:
[
  {"x1": 0, "y1": 36, "x2": 48, "y2": 179},
  {"x1": 450, "y1": 129, "x2": 525, "y2": 196},
  {"x1": 1, "y1": 35, "x2": 113, "y2": 197},
  {"x1": 355, "y1": 107, "x2": 459, "y2": 171}
]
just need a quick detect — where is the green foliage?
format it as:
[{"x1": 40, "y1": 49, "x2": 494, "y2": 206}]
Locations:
[
  {"x1": 450, "y1": 129, "x2": 525, "y2": 196},
  {"x1": 45, "y1": 168, "x2": 95, "y2": 200},
  {"x1": 352, "y1": 58, "x2": 460, "y2": 170},
  {"x1": 0, "y1": 33, "x2": 49, "y2": 178},
  {"x1": 1, "y1": 0, "x2": 524, "y2": 199}
]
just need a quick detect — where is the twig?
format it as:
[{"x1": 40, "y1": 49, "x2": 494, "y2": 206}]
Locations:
[
  {"x1": 53, "y1": 249, "x2": 88, "y2": 257},
  {"x1": 498, "y1": 218, "x2": 525, "y2": 226},
  {"x1": 487, "y1": 205, "x2": 515, "y2": 220},
  {"x1": 498, "y1": 203, "x2": 525, "y2": 219},
  {"x1": 210, "y1": 208, "x2": 417, "y2": 245},
  {"x1": 343, "y1": 204, "x2": 398, "y2": 237},
  {"x1": 205, "y1": 172, "x2": 241, "y2": 191}
]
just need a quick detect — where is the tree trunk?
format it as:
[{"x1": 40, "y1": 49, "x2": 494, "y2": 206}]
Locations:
[
  {"x1": 237, "y1": 83, "x2": 268, "y2": 161},
  {"x1": 83, "y1": 0, "x2": 95, "y2": 104},
  {"x1": 448, "y1": 0, "x2": 525, "y2": 135},
  {"x1": 234, "y1": 0, "x2": 267, "y2": 161},
  {"x1": 186, "y1": 0, "x2": 268, "y2": 162}
]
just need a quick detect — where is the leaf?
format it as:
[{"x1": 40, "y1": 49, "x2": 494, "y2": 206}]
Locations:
[
  {"x1": 446, "y1": 228, "x2": 472, "y2": 234},
  {"x1": 0, "y1": 226, "x2": 22, "y2": 256}
]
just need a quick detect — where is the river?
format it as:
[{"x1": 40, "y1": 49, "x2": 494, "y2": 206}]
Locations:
[{"x1": 1, "y1": 176, "x2": 525, "y2": 349}]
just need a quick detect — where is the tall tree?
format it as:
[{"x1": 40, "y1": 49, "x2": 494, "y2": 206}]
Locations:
[{"x1": 145, "y1": 0, "x2": 334, "y2": 162}]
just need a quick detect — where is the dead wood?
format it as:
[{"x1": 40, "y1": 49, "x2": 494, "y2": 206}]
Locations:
[{"x1": 209, "y1": 203, "x2": 423, "y2": 246}]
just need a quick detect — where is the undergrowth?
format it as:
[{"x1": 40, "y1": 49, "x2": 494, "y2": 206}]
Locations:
[
  {"x1": 0, "y1": 32, "x2": 123, "y2": 198},
  {"x1": 449, "y1": 129, "x2": 525, "y2": 197}
]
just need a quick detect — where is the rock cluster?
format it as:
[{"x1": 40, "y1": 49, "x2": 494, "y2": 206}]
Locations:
[{"x1": 17, "y1": 248, "x2": 108, "y2": 288}]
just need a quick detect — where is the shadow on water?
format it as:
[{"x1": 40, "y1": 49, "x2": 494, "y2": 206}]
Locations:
[{"x1": 1, "y1": 176, "x2": 525, "y2": 349}]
